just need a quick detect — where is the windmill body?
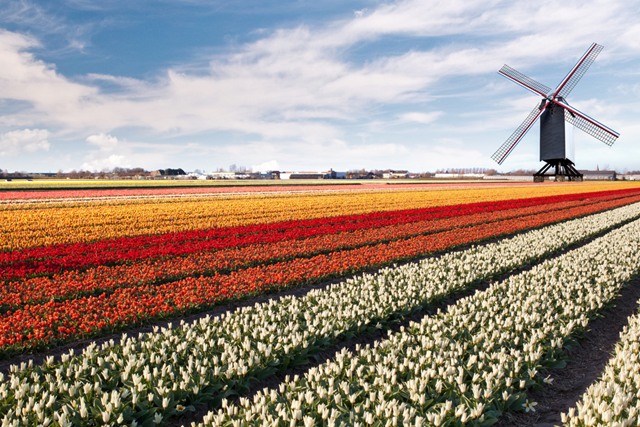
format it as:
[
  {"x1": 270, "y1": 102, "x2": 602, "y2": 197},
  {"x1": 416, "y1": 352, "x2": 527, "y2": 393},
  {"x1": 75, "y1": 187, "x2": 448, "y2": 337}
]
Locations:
[
  {"x1": 492, "y1": 43, "x2": 619, "y2": 182},
  {"x1": 539, "y1": 102, "x2": 566, "y2": 161}
]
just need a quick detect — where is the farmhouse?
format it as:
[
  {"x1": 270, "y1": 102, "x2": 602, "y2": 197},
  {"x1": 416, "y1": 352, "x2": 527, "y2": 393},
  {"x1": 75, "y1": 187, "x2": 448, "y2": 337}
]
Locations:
[
  {"x1": 382, "y1": 170, "x2": 408, "y2": 179},
  {"x1": 577, "y1": 170, "x2": 617, "y2": 181},
  {"x1": 346, "y1": 171, "x2": 376, "y2": 179},
  {"x1": 150, "y1": 168, "x2": 186, "y2": 177},
  {"x1": 280, "y1": 169, "x2": 346, "y2": 179}
]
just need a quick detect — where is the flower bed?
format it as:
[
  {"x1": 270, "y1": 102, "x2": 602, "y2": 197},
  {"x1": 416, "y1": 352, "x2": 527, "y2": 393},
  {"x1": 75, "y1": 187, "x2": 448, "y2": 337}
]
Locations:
[
  {"x1": 2, "y1": 182, "x2": 636, "y2": 251},
  {"x1": 2, "y1": 195, "x2": 639, "y2": 353},
  {"x1": 196, "y1": 209, "x2": 640, "y2": 427},
  {"x1": 561, "y1": 303, "x2": 640, "y2": 426},
  {"x1": 1, "y1": 203, "x2": 639, "y2": 426},
  {"x1": 4, "y1": 190, "x2": 636, "y2": 309},
  {"x1": 0, "y1": 182, "x2": 537, "y2": 201},
  {"x1": 3, "y1": 187, "x2": 637, "y2": 279}
]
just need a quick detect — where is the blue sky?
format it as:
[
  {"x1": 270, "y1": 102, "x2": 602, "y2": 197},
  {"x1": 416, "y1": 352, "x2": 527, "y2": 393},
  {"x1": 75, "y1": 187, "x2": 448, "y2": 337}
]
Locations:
[{"x1": 1, "y1": 0, "x2": 639, "y2": 173}]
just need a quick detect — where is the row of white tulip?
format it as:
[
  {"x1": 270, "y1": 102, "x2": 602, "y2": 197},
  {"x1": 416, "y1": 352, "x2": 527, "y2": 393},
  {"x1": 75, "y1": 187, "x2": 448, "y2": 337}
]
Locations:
[
  {"x1": 194, "y1": 212, "x2": 640, "y2": 427},
  {"x1": 561, "y1": 302, "x2": 640, "y2": 427},
  {"x1": 2, "y1": 202, "x2": 640, "y2": 427}
]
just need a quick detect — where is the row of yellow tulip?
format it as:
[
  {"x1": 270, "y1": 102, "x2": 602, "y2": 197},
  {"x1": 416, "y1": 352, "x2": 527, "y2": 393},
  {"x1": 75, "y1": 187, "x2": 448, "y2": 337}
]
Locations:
[{"x1": 2, "y1": 182, "x2": 639, "y2": 251}]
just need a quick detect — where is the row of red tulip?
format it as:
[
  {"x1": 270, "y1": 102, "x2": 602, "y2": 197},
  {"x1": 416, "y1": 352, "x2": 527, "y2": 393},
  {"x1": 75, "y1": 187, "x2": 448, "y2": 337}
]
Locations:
[
  {"x1": 0, "y1": 194, "x2": 636, "y2": 354},
  {"x1": 4, "y1": 187, "x2": 639, "y2": 280},
  {"x1": 3, "y1": 191, "x2": 637, "y2": 311},
  {"x1": 0, "y1": 194, "x2": 608, "y2": 306},
  {"x1": 6, "y1": 187, "x2": 636, "y2": 266}
]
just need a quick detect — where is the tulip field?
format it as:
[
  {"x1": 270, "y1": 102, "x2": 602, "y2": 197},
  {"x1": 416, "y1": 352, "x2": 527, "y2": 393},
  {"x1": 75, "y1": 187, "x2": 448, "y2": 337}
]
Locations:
[{"x1": 3, "y1": 181, "x2": 640, "y2": 426}]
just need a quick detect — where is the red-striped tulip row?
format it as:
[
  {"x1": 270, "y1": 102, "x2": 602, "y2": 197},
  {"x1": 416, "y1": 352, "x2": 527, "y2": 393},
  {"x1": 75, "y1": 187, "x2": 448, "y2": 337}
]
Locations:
[
  {"x1": 4, "y1": 192, "x2": 639, "y2": 311},
  {"x1": 3, "y1": 187, "x2": 639, "y2": 280},
  {"x1": 0, "y1": 194, "x2": 637, "y2": 354},
  {"x1": 4, "y1": 188, "x2": 636, "y2": 267}
]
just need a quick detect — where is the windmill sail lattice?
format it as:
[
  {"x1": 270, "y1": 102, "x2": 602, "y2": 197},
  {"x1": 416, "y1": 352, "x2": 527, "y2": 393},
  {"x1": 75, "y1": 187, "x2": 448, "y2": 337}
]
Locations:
[
  {"x1": 491, "y1": 105, "x2": 546, "y2": 165},
  {"x1": 554, "y1": 43, "x2": 603, "y2": 99},
  {"x1": 498, "y1": 65, "x2": 551, "y2": 97},
  {"x1": 563, "y1": 109, "x2": 617, "y2": 146},
  {"x1": 491, "y1": 43, "x2": 619, "y2": 181}
]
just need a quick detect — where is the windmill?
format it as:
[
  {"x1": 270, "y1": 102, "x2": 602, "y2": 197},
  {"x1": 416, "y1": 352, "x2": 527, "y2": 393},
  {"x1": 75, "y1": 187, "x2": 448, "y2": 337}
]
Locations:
[{"x1": 491, "y1": 43, "x2": 619, "y2": 182}]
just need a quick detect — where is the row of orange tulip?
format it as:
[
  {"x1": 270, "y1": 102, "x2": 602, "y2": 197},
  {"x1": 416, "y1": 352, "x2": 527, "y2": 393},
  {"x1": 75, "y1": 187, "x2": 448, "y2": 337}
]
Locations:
[
  {"x1": 6, "y1": 191, "x2": 635, "y2": 310},
  {"x1": 2, "y1": 182, "x2": 638, "y2": 251},
  {"x1": 1, "y1": 193, "x2": 638, "y2": 354}
]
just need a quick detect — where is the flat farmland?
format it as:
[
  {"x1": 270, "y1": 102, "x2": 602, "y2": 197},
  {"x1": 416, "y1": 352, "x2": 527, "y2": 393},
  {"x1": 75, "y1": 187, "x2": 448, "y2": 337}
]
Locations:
[{"x1": 2, "y1": 181, "x2": 640, "y2": 427}]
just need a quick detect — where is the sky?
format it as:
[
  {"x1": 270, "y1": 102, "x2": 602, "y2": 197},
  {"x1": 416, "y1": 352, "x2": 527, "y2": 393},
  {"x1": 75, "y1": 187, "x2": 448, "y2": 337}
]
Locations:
[{"x1": 0, "y1": 0, "x2": 639, "y2": 173}]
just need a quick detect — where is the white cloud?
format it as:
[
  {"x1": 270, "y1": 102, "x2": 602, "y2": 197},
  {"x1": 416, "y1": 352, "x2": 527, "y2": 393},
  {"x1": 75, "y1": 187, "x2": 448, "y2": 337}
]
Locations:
[
  {"x1": 353, "y1": 9, "x2": 366, "y2": 18},
  {"x1": 398, "y1": 112, "x2": 443, "y2": 124},
  {"x1": 1, "y1": 0, "x2": 636, "y2": 141},
  {"x1": 81, "y1": 133, "x2": 128, "y2": 170},
  {"x1": 81, "y1": 154, "x2": 129, "y2": 171},
  {"x1": 252, "y1": 160, "x2": 279, "y2": 172},
  {"x1": 0, "y1": 1, "x2": 65, "y2": 34},
  {"x1": 0, "y1": 29, "x2": 97, "y2": 131},
  {"x1": 80, "y1": 134, "x2": 212, "y2": 171},
  {"x1": 1, "y1": 0, "x2": 640, "y2": 171},
  {"x1": 0, "y1": 128, "x2": 50, "y2": 156},
  {"x1": 234, "y1": 139, "x2": 411, "y2": 171},
  {"x1": 86, "y1": 133, "x2": 119, "y2": 151},
  {"x1": 425, "y1": 142, "x2": 488, "y2": 169}
]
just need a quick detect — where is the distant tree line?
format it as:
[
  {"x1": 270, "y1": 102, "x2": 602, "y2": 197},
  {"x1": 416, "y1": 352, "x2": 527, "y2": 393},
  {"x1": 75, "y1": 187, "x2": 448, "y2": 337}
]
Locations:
[
  {"x1": 0, "y1": 169, "x2": 29, "y2": 178},
  {"x1": 4, "y1": 165, "x2": 640, "y2": 180},
  {"x1": 213, "y1": 165, "x2": 253, "y2": 173},
  {"x1": 52, "y1": 167, "x2": 153, "y2": 179}
]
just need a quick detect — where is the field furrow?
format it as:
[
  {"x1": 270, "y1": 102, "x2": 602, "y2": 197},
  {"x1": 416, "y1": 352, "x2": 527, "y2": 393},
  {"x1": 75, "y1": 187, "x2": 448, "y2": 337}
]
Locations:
[{"x1": 561, "y1": 299, "x2": 640, "y2": 426}]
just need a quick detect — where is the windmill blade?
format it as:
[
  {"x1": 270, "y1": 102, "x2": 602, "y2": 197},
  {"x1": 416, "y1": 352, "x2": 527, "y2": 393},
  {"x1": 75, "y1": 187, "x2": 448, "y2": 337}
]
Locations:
[
  {"x1": 491, "y1": 102, "x2": 547, "y2": 165},
  {"x1": 498, "y1": 64, "x2": 552, "y2": 97},
  {"x1": 553, "y1": 43, "x2": 603, "y2": 99},
  {"x1": 559, "y1": 101, "x2": 619, "y2": 146}
]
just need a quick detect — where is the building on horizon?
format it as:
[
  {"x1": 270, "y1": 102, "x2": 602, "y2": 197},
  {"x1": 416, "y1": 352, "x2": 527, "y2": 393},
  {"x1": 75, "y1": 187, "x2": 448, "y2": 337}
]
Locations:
[
  {"x1": 280, "y1": 169, "x2": 346, "y2": 179},
  {"x1": 577, "y1": 170, "x2": 617, "y2": 181},
  {"x1": 382, "y1": 170, "x2": 409, "y2": 179}
]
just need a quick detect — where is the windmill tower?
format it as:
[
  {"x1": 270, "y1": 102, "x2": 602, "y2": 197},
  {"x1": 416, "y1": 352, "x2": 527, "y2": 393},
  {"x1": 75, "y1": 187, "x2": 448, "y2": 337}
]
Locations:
[{"x1": 491, "y1": 43, "x2": 619, "y2": 182}]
